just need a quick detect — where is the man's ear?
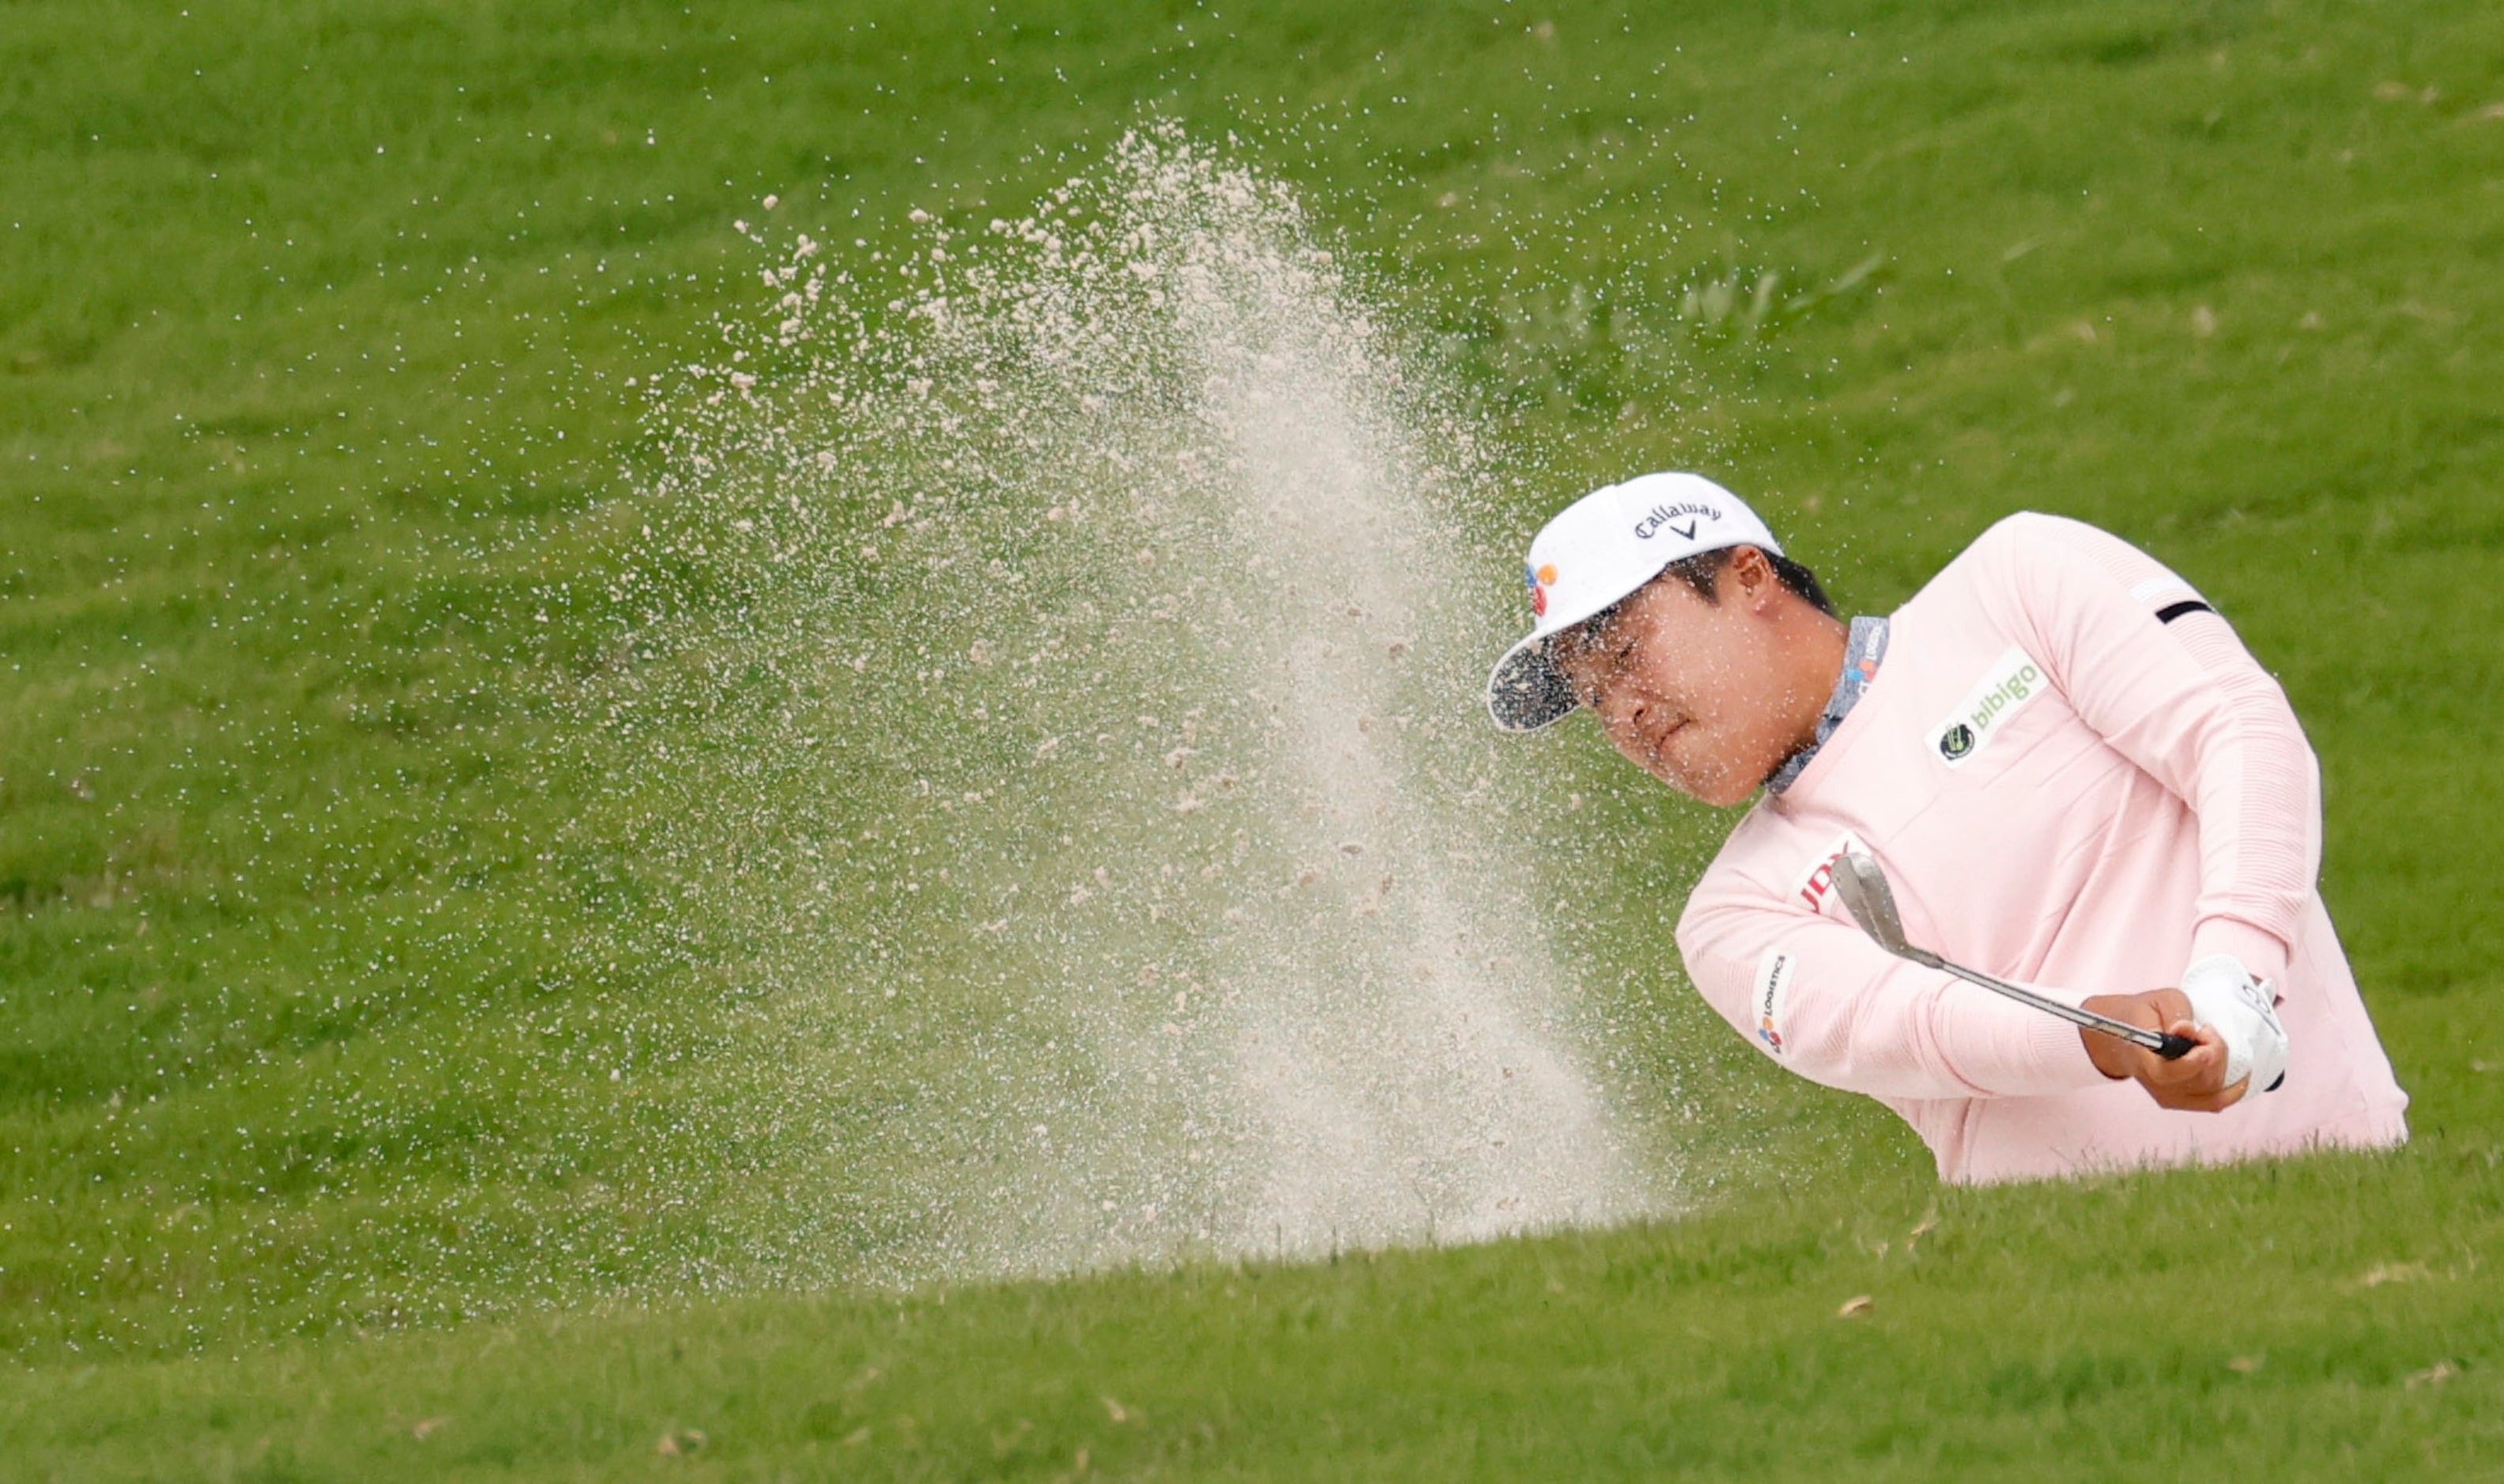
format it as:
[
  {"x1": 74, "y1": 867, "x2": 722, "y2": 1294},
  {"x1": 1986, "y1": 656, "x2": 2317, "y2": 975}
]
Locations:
[{"x1": 1728, "y1": 544, "x2": 1780, "y2": 610}]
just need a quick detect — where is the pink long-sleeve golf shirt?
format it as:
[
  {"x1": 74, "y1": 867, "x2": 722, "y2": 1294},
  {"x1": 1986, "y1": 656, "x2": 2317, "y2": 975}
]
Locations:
[{"x1": 1675, "y1": 512, "x2": 2408, "y2": 1183}]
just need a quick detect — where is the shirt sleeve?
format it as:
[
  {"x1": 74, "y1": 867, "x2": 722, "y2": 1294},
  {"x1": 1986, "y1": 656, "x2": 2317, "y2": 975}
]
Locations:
[
  {"x1": 1675, "y1": 857, "x2": 2109, "y2": 1099},
  {"x1": 1970, "y1": 513, "x2": 2321, "y2": 987}
]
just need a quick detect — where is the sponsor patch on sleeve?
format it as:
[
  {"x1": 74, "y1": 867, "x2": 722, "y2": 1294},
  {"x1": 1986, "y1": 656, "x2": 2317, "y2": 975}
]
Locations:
[
  {"x1": 1930, "y1": 646, "x2": 2048, "y2": 768},
  {"x1": 1795, "y1": 831, "x2": 1868, "y2": 915},
  {"x1": 1752, "y1": 948, "x2": 1797, "y2": 1057}
]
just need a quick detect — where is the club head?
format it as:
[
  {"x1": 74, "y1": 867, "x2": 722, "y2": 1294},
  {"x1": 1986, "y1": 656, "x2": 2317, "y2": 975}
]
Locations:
[{"x1": 1830, "y1": 851, "x2": 1914, "y2": 958}]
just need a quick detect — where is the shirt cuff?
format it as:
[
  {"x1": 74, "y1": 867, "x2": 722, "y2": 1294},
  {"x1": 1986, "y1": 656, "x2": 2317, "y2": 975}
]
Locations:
[{"x1": 2190, "y1": 917, "x2": 2291, "y2": 989}]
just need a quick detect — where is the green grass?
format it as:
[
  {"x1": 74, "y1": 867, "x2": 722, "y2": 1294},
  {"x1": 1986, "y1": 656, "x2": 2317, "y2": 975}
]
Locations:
[
  {"x1": 7, "y1": 1141, "x2": 2502, "y2": 1479},
  {"x1": 4, "y1": 0, "x2": 2502, "y2": 1474}
]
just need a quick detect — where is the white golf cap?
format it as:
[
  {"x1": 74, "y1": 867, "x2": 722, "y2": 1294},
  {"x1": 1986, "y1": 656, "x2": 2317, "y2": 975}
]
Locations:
[{"x1": 1484, "y1": 471, "x2": 1785, "y2": 733}]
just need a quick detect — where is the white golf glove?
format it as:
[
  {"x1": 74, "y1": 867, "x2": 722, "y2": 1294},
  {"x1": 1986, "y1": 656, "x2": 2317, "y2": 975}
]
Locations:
[{"x1": 2178, "y1": 953, "x2": 2288, "y2": 1094}]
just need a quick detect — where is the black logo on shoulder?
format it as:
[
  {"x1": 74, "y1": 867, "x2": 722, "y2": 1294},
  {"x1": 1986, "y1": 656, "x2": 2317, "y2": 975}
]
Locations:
[{"x1": 1938, "y1": 723, "x2": 1975, "y2": 760}]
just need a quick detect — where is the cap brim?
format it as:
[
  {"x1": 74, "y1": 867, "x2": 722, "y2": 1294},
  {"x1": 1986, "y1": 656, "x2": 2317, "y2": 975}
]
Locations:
[{"x1": 1486, "y1": 634, "x2": 1580, "y2": 733}]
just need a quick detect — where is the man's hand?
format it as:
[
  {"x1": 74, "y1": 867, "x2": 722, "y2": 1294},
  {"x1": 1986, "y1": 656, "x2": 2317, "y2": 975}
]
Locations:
[{"x1": 2079, "y1": 989, "x2": 2251, "y2": 1112}]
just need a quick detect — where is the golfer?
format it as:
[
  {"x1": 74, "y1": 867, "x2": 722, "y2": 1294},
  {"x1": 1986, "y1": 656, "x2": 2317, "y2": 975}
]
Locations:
[{"x1": 1488, "y1": 472, "x2": 2408, "y2": 1182}]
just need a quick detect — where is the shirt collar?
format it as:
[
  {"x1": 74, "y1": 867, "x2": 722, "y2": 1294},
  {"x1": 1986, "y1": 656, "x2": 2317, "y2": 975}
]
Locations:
[{"x1": 1764, "y1": 615, "x2": 1889, "y2": 795}]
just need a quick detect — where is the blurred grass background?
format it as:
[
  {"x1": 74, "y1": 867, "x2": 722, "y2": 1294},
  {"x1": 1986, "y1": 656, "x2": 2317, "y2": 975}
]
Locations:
[{"x1": 2, "y1": 0, "x2": 2500, "y2": 1474}]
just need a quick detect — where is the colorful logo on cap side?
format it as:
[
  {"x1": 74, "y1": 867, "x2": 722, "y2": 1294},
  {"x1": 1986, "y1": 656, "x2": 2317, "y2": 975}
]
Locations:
[{"x1": 1524, "y1": 562, "x2": 1558, "y2": 616}]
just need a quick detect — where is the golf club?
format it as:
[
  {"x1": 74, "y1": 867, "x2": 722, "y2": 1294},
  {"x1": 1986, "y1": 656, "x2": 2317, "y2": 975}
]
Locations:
[{"x1": 1829, "y1": 851, "x2": 2197, "y2": 1060}]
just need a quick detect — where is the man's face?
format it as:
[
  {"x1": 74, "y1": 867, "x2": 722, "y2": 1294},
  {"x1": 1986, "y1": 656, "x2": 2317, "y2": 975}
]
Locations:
[{"x1": 1552, "y1": 562, "x2": 1801, "y2": 807}]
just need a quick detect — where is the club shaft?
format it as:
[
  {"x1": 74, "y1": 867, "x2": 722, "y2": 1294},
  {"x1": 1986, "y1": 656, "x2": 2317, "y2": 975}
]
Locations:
[
  {"x1": 1931, "y1": 959, "x2": 2171, "y2": 1053},
  {"x1": 1835, "y1": 852, "x2": 2185, "y2": 1058}
]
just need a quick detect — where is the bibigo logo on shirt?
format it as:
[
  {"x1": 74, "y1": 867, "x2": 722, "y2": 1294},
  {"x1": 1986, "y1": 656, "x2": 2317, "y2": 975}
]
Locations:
[{"x1": 1930, "y1": 646, "x2": 2047, "y2": 769}]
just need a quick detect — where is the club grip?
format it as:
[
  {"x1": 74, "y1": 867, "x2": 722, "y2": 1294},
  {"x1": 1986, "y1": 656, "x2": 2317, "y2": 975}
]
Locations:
[{"x1": 2154, "y1": 1031, "x2": 2198, "y2": 1060}]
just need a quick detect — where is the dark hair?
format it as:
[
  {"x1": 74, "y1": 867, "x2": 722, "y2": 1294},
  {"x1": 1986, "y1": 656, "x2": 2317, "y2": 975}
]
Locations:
[
  {"x1": 1662, "y1": 545, "x2": 1838, "y2": 617},
  {"x1": 1562, "y1": 544, "x2": 1836, "y2": 657}
]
